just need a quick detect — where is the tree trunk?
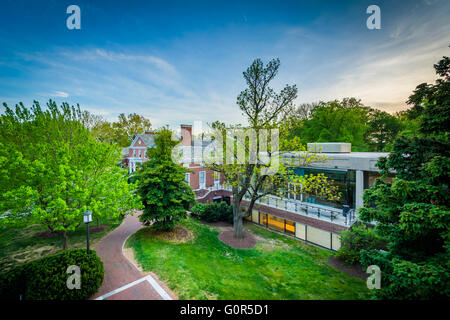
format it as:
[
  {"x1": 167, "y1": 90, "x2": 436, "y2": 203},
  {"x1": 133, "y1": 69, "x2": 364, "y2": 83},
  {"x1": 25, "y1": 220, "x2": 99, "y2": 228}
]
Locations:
[
  {"x1": 233, "y1": 211, "x2": 244, "y2": 238},
  {"x1": 62, "y1": 231, "x2": 68, "y2": 250},
  {"x1": 232, "y1": 195, "x2": 244, "y2": 238}
]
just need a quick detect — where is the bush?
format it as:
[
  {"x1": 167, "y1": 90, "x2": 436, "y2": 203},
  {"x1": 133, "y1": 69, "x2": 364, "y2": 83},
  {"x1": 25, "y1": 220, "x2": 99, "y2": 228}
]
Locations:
[
  {"x1": 190, "y1": 202, "x2": 206, "y2": 218},
  {"x1": 360, "y1": 249, "x2": 449, "y2": 299},
  {"x1": 336, "y1": 222, "x2": 387, "y2": 265},
  {"x1": 191, "y1": 201, "x2": 233, "y2": 223},
  {"x1": 0, "y1": 249, "x2": 104, "y2": 300}
]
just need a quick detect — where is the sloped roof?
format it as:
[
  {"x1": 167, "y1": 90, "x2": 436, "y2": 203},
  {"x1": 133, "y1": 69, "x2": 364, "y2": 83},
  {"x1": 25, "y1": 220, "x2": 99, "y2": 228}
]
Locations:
[{"x1": 132, "y1": 133, "x2": 156, "y2": 147}]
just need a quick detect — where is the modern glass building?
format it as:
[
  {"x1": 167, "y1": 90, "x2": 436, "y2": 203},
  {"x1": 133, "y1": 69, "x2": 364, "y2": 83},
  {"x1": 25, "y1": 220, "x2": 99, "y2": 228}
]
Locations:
[{"x1": 287, "y1": 168, "x2": 356, "y2": 209}]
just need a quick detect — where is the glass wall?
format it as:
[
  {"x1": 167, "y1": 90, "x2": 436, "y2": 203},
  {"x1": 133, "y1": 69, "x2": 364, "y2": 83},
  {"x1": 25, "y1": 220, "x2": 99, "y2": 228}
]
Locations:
[
  {"x1": 249, "y1": 209, "x2": 341, "y2": 251},
  {"x1": 285, "y1": 220, "x2": 295, "y2": 235},
  {"x1": 290, "y1": 167, "x2": 356, "y2": 209},
  {"x1": 268, "y1": 215, "x2": 284, "y2": 232},
  {"x1": 257, "y1": 212, "x2": 296, "y2": 236}
]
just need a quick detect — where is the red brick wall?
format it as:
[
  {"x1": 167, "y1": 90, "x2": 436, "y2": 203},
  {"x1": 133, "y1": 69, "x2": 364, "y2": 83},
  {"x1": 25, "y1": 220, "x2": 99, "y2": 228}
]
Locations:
[{"x1": 187, "y1": 164, "x2": 216, "y2": 189}]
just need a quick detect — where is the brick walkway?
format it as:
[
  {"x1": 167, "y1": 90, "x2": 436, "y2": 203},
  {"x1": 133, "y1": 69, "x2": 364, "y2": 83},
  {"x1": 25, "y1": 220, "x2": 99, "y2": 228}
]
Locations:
[{"x1": 90, "y1": 212, "x2": 177, "y2": 300}]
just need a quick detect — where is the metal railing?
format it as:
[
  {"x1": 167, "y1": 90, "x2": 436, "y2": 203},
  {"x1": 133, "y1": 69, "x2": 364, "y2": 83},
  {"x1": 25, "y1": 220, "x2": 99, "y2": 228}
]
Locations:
[{"x1": 200, "y1": 184, "x2": 356, "y2": 226}]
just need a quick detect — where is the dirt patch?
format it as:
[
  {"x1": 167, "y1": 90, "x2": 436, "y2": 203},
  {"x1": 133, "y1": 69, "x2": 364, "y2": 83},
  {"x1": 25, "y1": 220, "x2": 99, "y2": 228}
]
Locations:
[
  {"x1": 35, "y1": 230, "x2": 59, "y2": 238},
  {"x1": 328, "y1": 256, "x2": 367, "y2": 280},
  {"x1": 201, "y1": 220, "x2": 233, "y2": 230},
  {"x1": 144, "y1": 225, "x2": 193, "y2": 243},
  {"x1": 11, "y1": 245, "x2": 58, "y2": 264},
  {"x1": 218, "y1": 230, "x2": 257, "y2": 249}
]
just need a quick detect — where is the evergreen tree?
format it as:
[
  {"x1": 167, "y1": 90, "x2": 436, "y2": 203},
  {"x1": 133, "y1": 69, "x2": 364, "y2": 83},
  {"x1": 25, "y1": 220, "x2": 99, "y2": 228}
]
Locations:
[
  {"x1": 358, "y1": 57, "x2": 450, "y2": 299},
  {"x1": 137, "y1": 128, "x2": 194, "y2": 230}
]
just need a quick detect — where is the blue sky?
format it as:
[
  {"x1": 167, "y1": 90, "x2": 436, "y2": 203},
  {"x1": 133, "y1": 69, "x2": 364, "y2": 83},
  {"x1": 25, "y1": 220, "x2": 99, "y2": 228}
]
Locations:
[{"x1": 0, "y1": 0, "x2": 449, "y2": 127}]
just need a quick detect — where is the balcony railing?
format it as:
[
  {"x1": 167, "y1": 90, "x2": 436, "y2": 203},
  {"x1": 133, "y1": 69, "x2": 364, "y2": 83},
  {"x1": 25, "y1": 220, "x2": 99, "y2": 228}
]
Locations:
[
  {"x1": 198, "y1": 184, "x2": 356, "y2": 226},
  {"x1": 250, "y1": 194, "x2": 356, "y2": 226}
]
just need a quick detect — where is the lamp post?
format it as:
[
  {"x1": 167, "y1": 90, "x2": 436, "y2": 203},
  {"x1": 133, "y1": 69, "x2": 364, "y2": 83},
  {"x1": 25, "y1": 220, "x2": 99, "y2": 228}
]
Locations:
[{"x1": 83, "y1": 210, "x2": 93, "y2": 254}]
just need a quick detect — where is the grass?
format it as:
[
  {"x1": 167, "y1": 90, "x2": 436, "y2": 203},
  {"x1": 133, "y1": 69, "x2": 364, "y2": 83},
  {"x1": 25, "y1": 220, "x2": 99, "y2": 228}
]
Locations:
[
  {"x1": 0, "y1": 216, "x2": 123, "y2": 271},
  {"x1": 126, "y1": 217, "x2": 370, "y2": 300}
]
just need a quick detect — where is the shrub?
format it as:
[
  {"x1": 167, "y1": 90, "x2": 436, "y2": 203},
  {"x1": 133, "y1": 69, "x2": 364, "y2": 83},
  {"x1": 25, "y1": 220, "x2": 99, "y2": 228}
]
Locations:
[
  {"x1": 190, "y1": 202, "x2": 206, "y2": 219},
  {"x1": 191, "y1": 201, "x2": 233, "y2": 223},
  {"x1": 336, "y1": 222, "x2": 387, "y2": 265},
  {"x1": 0, "y1": 249, "x2": 104, "y2": 300},
  {"x1": 360, "y1": 249, "x2": 449, "y2": 299}
]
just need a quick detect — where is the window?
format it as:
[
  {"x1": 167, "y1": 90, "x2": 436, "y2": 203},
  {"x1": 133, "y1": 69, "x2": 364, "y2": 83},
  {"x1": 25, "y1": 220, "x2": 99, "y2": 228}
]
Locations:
[
  {"x1": 214, "y1": 172, "x2": 220, "y2": 184},
  {"x1": 294, "y1": 167, "x2": 354, "y2": 209},
  {"x1": 134, "y1": 150, "x2": 136, "y2": 157},
  {"x1": 185, "y1": 173, "x2": 190, "y2": 184},
  {"x1": 199, "y1": 171, "x2": 206, "y2": 187},
  {"x1": 259, "y1": 212, "x2": 268, "y2": 227},
  {"x1": 285, "y1": 220, "x2": 295, "y2": 235},
  {"x1": 267, "y1": 215, "x2": 284, "y2": 232},
  {"x1": 144, "y1": 151, "x2": 147, "y2": 158},
  {"x1": 139, "y1": 150, "x2": 142, "y2": 158}
]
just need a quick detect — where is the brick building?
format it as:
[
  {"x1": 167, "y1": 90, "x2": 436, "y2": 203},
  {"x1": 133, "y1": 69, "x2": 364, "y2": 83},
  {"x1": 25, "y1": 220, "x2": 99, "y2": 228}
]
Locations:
[
  {"x1": 195, "y1": 142, "x2": 392, "y2": 251},
  {"x1": 123, "y1": 130, "x2": 390, "y2": 252},
  {"x1": 122, "y1": 125, "x2": 221, "y2": 190}
]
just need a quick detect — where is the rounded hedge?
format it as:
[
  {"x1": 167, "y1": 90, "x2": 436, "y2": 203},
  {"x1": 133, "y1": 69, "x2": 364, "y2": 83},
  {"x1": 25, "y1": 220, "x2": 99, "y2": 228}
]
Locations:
[
  {"x1": 0, "y1": 249, "x2": 104, "y2": 300},
  {"x1": 191, "y1": 201, "x2": 233, "y2": 223},
  {"x1": 336, "y1": 222, "x2": 387, "y2": 265}
]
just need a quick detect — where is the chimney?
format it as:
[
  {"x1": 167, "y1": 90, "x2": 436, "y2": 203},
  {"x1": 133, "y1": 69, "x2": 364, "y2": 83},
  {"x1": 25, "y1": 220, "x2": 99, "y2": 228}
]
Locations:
[
  {"x1": 145, "y1": 130, "x2": 154, "y2": 135},
  {"x1": 180, "y1": 124, "x2": 192, "y2": 146}
]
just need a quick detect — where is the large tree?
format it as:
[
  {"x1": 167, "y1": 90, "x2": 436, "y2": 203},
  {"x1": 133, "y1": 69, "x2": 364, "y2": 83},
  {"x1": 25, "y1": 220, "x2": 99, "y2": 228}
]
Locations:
[
  {"x1": 137, "y1": 128, "x2": 195, "y2": 230},
  {"x1": 0, "y1": 100, "x2": 142, "y2": 249},
  {"x1": 358, "y1": 57, "x2": 450, "y2": 299},
  {"x1": 88, "y1": 112, "x2": 152, "y2": 147},
  {"x1": 365, "y1": 109, "x2": 403, "y2": 152},
  {"x1": 205, "y1": 59, "x2": 340, "y2": 238},
  {"x1": 299, "y1": 98, "x2": 371, "y2": 151}
]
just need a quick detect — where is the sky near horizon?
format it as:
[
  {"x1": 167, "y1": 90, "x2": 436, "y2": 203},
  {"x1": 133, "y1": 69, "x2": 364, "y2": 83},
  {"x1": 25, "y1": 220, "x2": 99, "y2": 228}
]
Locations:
[{"x1": 0, "y1": 0, "x2": 449, "y2": 128}]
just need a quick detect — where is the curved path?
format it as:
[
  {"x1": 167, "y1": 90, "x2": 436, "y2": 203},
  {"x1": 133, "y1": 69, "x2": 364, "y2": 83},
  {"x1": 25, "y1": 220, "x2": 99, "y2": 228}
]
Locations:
[{"x1": 91, "y1": 212, "x2": 177, "y2": 300}]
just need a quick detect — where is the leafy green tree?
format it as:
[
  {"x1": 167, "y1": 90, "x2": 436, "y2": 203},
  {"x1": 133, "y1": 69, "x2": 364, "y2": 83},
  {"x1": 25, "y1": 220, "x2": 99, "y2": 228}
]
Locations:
[
  {"x1": 365, "y1": 109, "x2": 403, "y2": 152},
  {"x1": 205, "y1": 59, "x2": 340, "y2": 238},
  {"x1": 112, "y1": 113, "x2": 152, "y2": 147},
  {"x1": 393, "y1": 110, "x2": 420, "y2": 138},
  {"x1": 137, "y1": 128, "x2": 195, "y2": 230},
  {"x1": 0, "y1": 100, "x2": 142, "y2": 249},
  {"x1": 299, "y1": 98, "x2": 371, "y2": 151},
  {"x1": 88, "y1": 112, "x2": 152, "y2": 147},
  {"x1": 358, "y1": 57, "x2": 450, "y2": 299}
]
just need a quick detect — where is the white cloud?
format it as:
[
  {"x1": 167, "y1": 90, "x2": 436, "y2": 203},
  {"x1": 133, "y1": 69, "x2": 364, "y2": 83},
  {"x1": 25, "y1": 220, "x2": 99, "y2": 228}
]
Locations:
[{"x1": 52, "y1": 91, "x2": 69, "y2": 98}]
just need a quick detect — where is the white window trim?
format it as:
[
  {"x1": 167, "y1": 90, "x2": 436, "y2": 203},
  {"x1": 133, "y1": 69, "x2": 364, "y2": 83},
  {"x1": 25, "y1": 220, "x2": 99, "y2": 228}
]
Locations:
[{"x1": 199, "y1": 171, "x2": 206, "y2": 189}]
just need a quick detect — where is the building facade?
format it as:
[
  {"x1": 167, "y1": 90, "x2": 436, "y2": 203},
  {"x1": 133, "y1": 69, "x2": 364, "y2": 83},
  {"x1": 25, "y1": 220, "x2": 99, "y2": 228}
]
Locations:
[
  {"x1": 122, "y1": 125, "x2": 220, "y2": 191},
  {"x1": 196, "y1": 142, "x2": 391, "y2": 251},
  {"x1": 123, "y1": 129, "x2": 390, "y2": 252}
]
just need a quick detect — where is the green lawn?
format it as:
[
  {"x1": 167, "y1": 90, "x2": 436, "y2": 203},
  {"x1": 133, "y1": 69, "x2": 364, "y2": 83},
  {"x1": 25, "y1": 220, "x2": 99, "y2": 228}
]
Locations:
[
  {"x1": 0, "y1": 216, "x2": 123, "y2": 271},
  {"x1": 126, "y1": 217, "x2": 370, "y2": 300}
]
